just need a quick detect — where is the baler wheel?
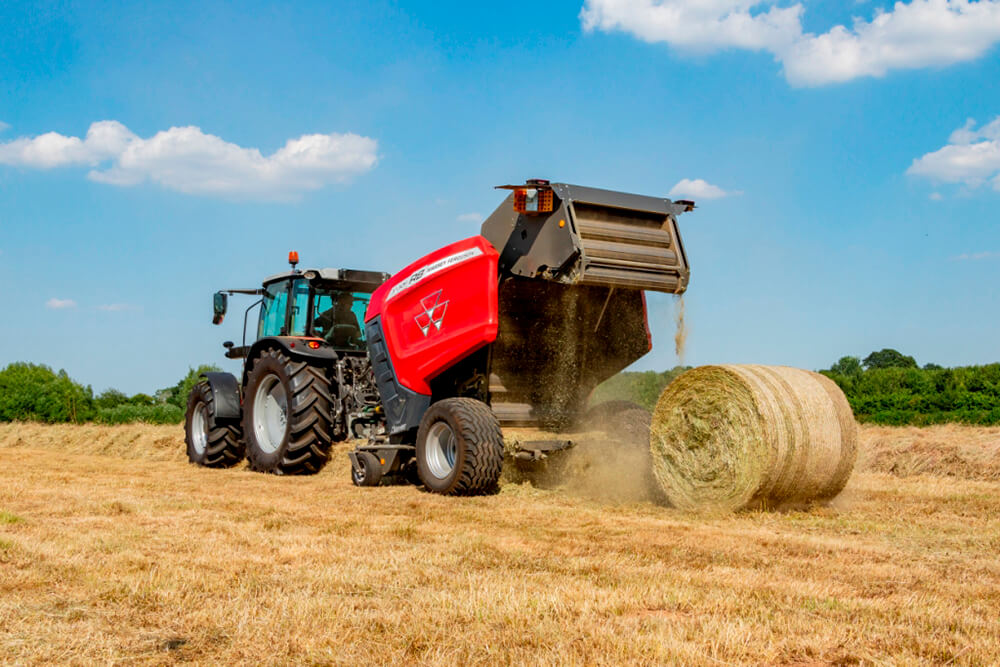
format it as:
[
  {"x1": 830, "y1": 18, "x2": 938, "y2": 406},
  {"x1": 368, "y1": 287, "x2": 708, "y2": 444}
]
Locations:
[
  {"x1": 243, "y1": 348, "x2": 335, "y2": 475},
  {"x1": 184, "y1": 380, "x2": 244, "y2": 467},
  {"x1": 351, "y1": 451, "x2": 383, "y2": 487},
  {"x1": 415, "y1": 398, "x2": 504, "y2": 496}
]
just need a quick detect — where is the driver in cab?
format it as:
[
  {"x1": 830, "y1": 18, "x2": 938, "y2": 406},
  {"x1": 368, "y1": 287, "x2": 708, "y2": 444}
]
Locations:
[{"x1": 315, "y1": 292, "x2": 362, "y2": 348}]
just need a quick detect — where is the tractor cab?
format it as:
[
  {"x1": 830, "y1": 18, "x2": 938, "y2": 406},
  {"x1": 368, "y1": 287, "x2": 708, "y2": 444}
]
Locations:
[
  {"x1": 212, "y1": 253, "x2": 389, "y2": 360},
  {"x1": 257, "y1": 270, "x2": 383, "y2": 351}
]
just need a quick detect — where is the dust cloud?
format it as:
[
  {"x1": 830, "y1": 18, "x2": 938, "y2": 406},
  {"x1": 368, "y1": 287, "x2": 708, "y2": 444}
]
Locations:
[{"x1": 505, "y1": 406, "x2": 662, "y2": 505}]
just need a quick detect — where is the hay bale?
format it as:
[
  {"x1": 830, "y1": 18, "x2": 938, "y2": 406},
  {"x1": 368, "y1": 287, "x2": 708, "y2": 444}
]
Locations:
[{"x1": 649, "y1": 365, "x2": 858, "y2": 512}]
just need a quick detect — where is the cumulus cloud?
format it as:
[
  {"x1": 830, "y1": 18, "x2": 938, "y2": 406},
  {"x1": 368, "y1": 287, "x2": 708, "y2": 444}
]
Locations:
[
  {"x1": 668, "y1": 178, "x2": 741, "y2": 200},
  {"x1": 581, "y1": 0, "x2": 803, "y2": 52},
  {"x1": 908, "y1": 117, "x2": 1000, "y2": 190},
  {"x1": 46, "y1": 298, "x2": 77, "y2": 309},
  {"x1": 0, "y1": 121, "x2": 378, "y2": 199},
  {"x1": 456, "y1": 212, "x2": 482, "y2": 223},
  {"x1": 580, "y1": 0, "x2": 1000, "y2": 86},
  {"x1": 0, "y1": 121, "x2": 9, "y2": 133}
]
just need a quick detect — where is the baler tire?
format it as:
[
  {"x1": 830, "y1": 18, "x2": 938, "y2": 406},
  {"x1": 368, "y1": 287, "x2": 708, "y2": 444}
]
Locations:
[
  {"x1": 351, "y1": 451, "x2": 383, "y2": 487},
  {"x1": 243, "y1": 348, "x2": 335, "y2": 475},
  {"x1": 416, "y1": 398, "x2": 504, "y2": 496},
  {"x1": 184, "y1": 380, "x2": 244, "y2": 468}
]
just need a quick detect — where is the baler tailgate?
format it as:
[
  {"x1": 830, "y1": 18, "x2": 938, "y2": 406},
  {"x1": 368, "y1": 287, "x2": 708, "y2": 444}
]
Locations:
[
  {"x1": 481, "y1": 181, "x2": 690, "y2": 296},
  {"x1": 573, "y1": 201, "x2": 685, "y2": 292}
]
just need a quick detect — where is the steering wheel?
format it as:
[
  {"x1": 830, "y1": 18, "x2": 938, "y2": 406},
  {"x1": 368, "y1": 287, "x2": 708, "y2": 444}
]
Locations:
[{"x1": 331, "y1": 324, "x2": 360, "y2": 347}]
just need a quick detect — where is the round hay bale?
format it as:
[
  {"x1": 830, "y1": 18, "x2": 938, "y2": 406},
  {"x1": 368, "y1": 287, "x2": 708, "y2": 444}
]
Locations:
[{"x1": 649, "y1": 365, "x2": 858, "y2": 512}]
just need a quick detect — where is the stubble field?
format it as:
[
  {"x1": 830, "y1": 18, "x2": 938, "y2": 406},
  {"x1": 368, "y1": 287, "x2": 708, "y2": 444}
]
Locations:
[{"x1": 0, "y1": 422, "x2": 998, "y2": 665}]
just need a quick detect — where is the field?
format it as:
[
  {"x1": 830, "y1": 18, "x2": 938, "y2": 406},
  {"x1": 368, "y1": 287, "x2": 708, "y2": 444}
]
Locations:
[{"x1": 1, "y1": 423, "x2": 999, "y2": 665}]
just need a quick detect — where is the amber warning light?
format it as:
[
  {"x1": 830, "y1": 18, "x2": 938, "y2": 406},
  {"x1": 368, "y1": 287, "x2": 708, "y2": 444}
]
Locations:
[
  {"x1": 288, "y1": 251, "x2": 299, "y2": 268},
  {"x1": 513, "y1": 188, "x2": 554, "y2": 215}
]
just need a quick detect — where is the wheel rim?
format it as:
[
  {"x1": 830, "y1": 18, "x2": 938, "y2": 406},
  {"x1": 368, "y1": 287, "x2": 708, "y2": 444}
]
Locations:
[
  {"x1": 425, "y1": 421, "x2": 458, "y2": 479},
  {"x1": 353, "y1": 458, "x2": 367, "y2": 484},
  {"x1": 191, "y1": 403, "x2": 209, "y2": 455},
  {"x1": 253, "y1": 374, "x2": 288, "y2": 454}
]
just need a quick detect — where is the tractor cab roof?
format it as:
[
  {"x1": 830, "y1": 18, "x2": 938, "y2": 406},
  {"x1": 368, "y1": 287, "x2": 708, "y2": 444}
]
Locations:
[{"x1": 262, "y1": 268, "x2": 390, "y2": 293}]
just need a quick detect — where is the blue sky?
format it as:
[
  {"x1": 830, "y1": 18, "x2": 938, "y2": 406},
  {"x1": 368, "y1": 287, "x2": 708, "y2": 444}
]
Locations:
[{"x1": 1, "y1": 0, "x2": 998, "y2": 394}]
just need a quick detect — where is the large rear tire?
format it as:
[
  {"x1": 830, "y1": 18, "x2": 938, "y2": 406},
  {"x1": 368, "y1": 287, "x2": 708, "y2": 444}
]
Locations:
[
  {"x1": 416, "y1": 398, "x2": 504, "y2": 496},
  {"x1": 243, "y1": 348, "x2": 335, "y2": 475},
  {"x1": 184, "y1": 381, "x2": 244, "y2": 467}
]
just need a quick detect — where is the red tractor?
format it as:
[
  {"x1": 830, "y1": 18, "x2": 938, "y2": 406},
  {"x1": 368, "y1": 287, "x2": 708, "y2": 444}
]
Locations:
[{"x1": 185, "y1": 180, "x2": 692, "y2": 495}]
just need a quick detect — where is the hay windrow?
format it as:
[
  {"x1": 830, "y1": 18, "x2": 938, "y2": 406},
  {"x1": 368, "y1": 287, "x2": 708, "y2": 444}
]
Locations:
[{"x1": 650, "y1": 365, "x2": 858, "y2": 512}]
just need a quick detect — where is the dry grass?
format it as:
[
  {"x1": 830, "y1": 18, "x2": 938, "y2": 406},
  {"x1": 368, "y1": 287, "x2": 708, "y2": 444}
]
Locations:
[
  {"x1": 1, "y1": 423, "x2": 998, "y2": 665},
  {"x1": 859, "y1": 423, "x2": 1000, "y2": 481}
]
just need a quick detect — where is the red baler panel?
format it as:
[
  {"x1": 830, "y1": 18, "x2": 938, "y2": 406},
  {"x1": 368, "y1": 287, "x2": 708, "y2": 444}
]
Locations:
[{"x1": 366, "y1": 236, "x2": 499, "y2": 395}]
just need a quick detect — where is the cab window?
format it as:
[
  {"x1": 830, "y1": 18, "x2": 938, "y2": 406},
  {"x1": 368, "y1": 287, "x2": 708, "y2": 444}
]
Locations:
[
  {"x1": 258, "y1": 281, "x2": 289, "y2": 338},
  {"x1": 311, "y1": 288, "x2": 371, "y2": 349},
  {"x1": 289, "y1": 279, "x2": 310, "y2": 336}
]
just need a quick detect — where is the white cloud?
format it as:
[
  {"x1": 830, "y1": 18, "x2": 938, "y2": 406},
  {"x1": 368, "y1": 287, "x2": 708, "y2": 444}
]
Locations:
[
  {"x1": 46, "y1": 298, "x2": 77, "y2": 309},
  {"x1": 456, "y1": 212, "x2": 482, "y2": 223},
  {"x1": 907, "y1": 117, "x2": 1000, "y2": 190},
  {"x1": 0, "y1": 121, "x2": 9, "y2": 133},
  {"x1": 97, "y1": 303, "x2": 133, "y2": 312},
  {"x1": 580, "y1": 0, "x2": 1000, "y2": 86},
  {"x1": 929, "y1": 191, "x2": 943, "y2": 200},
  {"x1": 951, "y1": 250, "x2": 1000, "y2": 260},
  {"x1": 668, "y1": 178, "x2": 741, "y2": 200},
  {"x1": 0, "y1": 120, "x2": 135, "y2": 169},
  {"x1": 0, "y1": 121, "x2": 378, "y2": 199},
  {"x1": 581, "y1": 0, "x2": 802, "y2": 53}
]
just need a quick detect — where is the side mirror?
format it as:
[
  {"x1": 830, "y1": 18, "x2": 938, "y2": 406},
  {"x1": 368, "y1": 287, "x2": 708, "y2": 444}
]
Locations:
[{"x1": 212, "y1": 292, "x2": 228, "y2": 325}]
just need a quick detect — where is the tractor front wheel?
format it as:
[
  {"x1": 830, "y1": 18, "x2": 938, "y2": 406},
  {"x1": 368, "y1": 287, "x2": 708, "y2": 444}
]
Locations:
[
  {"x1": 184, "y1": 381, "x2": 244, "y2": 467},
  {"x1": 243, "y1": 348, "x2": 335, "y2": 475},
  {"x1": 415, "y1": 398, "x2": 504, "y2": 496}
]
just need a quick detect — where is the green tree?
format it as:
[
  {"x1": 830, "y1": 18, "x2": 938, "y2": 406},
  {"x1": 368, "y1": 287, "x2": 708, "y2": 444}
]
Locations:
[
  {"x1": 923, "y1": 363, "x2": 944, "y2": 370},
  {"x1": 161, "y1": 364, "x2": 222, "y2": 409},
  {"x1": 94, "y1": 388, "x2": 129, "y2": 410},
  {"x1": 863, "y1": 349, "x2": 918, "y2": 370},
  {"x1": 0, "y1": 363, "x2": 95, "y2": 423},
  {"x1": 829, "y1": 356, "x2": 863, "y2": 377},
  {"x1": 128, "y1": 393, "x2": 156, "y2": 406}
]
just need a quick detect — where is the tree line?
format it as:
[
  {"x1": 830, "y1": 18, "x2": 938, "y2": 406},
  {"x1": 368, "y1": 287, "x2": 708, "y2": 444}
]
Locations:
[
  {"x1": 820, "y1": 349, "x2": 1000, "y2": 426},
  {"x1": 0, "y1": 362, "x2": 219, "y2": 424},
  {"x1": 3, "y1": 348, "x2": 999, "y2": 426}
]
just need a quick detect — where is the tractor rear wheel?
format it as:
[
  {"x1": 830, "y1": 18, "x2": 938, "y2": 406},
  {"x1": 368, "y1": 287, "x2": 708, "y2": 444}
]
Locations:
[
  {"x1": 415, "y1": 398, "x2": 504, "y2": 496},
  {"x1": 243, "y1": 348, "x2": 335, "y2": 475},
  {"x1": 184, "y1": 380, "x2": 244, "y2": 467}
]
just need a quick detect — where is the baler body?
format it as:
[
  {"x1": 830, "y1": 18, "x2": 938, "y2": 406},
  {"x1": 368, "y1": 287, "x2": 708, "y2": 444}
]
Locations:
[{"x1": 366, "y1": 182, "x2": 692, "y2": 432}]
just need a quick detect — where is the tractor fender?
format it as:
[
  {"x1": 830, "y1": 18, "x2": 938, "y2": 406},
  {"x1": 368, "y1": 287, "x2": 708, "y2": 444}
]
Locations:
[
  {"x1": 200, "y1": 371, "x2": 242, "y2": 420},
  {"x1": 241, "y1": 337, "x2": 339, "y2": 386},
  {"x1": 245, "y1": 336, "x2": 338, "y2": 367}
]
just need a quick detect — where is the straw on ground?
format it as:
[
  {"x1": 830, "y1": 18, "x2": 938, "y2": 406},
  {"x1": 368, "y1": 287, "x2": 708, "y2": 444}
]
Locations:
[{"x1": 0, "y1": 423, "x2": 998, "y2": 664}]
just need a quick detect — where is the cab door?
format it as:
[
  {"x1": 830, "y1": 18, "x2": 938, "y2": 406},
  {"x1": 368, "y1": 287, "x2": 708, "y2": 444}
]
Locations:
[{"x1": 258, "y1": 280, "x2": 291, "y2": 338}]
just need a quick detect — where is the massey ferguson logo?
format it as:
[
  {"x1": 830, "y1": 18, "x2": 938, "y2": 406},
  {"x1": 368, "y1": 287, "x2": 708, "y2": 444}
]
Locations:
[{"x1": 414, "y1": 290, "x2": 448, "y2": 337}]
